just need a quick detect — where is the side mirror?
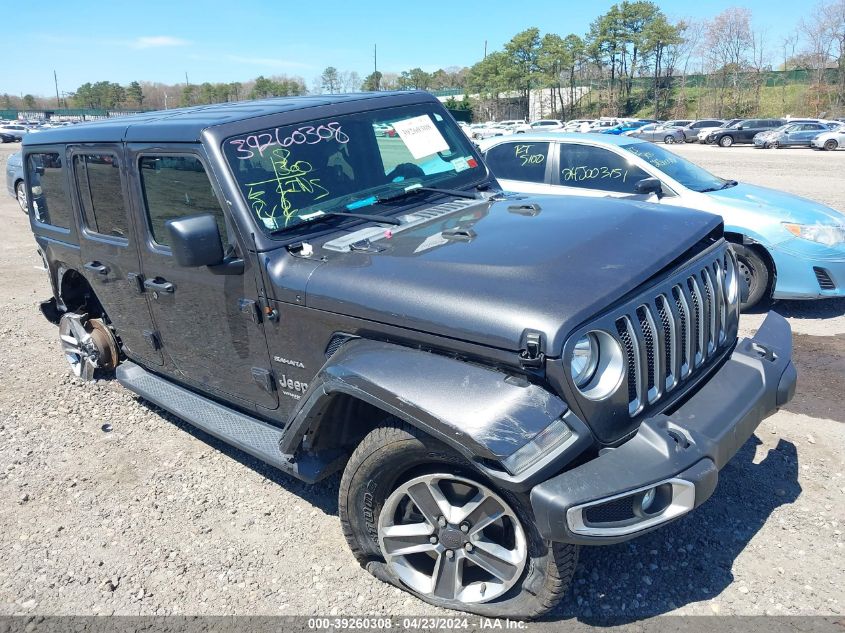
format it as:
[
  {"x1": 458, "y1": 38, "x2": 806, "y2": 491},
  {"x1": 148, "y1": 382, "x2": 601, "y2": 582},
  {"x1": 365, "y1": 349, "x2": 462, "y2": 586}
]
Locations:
[
  {"x1": 166, "y1": 213, "x2": 224, "y2": 267},
  {"x1": 634, "y1": 177, "x2": 664, "y2": 199}
]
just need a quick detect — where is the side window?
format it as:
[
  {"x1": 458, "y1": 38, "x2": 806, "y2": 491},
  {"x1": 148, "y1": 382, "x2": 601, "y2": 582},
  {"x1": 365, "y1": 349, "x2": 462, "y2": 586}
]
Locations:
[
  {"x1": 484, "y1": 142, "x2": 549, "y2": 183},
  {"x1": 138, "y1": 155, "x2": 229, "y2": 248},
  {"x1": 26, "y1": 152, "x2": 73, "y2": 228},
  {"x1": 73, "y1": 154, "x2": 128, "y2": 239},
  {"x1": 558, "y1": 144, "x2": 650, "y2": 194}
]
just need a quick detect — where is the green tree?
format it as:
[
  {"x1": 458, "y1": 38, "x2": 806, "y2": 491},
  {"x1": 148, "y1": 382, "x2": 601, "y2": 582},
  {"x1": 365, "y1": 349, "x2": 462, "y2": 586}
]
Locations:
[
  {"x1": 504, "y1": 28, "x2": 542, "y2": 118},
  {"x1": 408, "y1": 67, "x2": 432, "y2": 90},
  {"x1": 229, "y1": 82, "x2": 242, "y2": 101},
  {"x1": 2, "y1": 93, "x2": 12, "y2": 109},
  {"x1": 181, "y1": 84, "x2": 196, "y2": 106},
  {"x1": 320, "y1": 66, "x2": 340, "y2": 93},
  {"x1": 127, "y1": 81, "x2": 144, "y2": 108},
  {"x1": 362, "y1": 71, "x2": 382, "y2": 91},
  {"x1": 23, "y1": 94, "x2": 36, "y2": 109}
]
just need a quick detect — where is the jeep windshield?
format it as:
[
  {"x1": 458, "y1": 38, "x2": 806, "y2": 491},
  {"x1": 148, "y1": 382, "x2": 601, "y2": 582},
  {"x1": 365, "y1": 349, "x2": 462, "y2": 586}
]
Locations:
[
  {"x1": 223, "y1": 104, "x2": 485, "y2": 234},
  {"x1": 620, "y1": 142, "x2": 732, "y2": 193}
]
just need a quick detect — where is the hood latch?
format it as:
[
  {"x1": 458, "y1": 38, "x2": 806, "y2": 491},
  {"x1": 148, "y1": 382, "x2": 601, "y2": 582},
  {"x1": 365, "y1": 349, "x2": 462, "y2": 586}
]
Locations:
[{"x1": 519, "y1": 330, "x2": 545, "y2": 369}]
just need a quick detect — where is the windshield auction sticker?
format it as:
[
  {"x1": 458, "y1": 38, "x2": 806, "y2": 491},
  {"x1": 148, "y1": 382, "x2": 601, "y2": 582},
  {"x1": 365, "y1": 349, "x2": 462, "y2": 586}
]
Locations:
[{"x1": 391, "y1": 115, "x2": 449, "y2": 159}]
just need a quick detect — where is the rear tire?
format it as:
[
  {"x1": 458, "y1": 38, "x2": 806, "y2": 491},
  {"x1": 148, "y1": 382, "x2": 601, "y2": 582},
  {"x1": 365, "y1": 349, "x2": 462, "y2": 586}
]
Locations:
[
  {"x1": 732, "y1": 243, "x2": 771, "y2": 310},
  {"x1": 719, "y1": 135, "x2": 734, "y2": 147},
  {"x1": 824, "y1": 139, "x2": 838, "y2": 151},
  {"x1": 663, "y1": 135, "x2": 675, "y2": 144},
  {"x1": 339, "y1": 422, "x2": 578, "y2": 619}
]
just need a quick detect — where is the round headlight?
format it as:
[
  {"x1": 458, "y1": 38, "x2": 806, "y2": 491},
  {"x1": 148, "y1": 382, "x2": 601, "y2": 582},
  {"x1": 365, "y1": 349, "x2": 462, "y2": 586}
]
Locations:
[{"x1": 571, "y1": 334, "x2": 599, "y2": 388}]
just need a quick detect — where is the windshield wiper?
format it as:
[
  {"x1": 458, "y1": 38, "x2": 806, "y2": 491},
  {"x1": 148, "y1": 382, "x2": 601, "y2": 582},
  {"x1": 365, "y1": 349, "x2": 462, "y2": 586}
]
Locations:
[
  {"x1": 377, "y1": 185, "x2": 481, "y2": 203},
  {"x1": 269, "y1": 210, "x2": 400, "y2": 235},
  {"x1": 699, "y1": 179, "x2": 738, "y2": 193}
]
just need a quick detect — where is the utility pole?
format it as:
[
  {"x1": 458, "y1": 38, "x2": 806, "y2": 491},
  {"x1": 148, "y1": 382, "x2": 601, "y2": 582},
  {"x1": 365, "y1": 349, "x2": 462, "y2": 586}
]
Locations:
[
  {"x1": 484, "y1": 41, "x2": 487, "y2": 60},
  {"x1": 185, "y1": 72, "x2": 190, "y2": 87},
  {"x1": 374, "y1": 44, "x2": 377, "y2": 75},
  {"x1": 54, "y1": 70, "x2": 60, "y2": 108}
]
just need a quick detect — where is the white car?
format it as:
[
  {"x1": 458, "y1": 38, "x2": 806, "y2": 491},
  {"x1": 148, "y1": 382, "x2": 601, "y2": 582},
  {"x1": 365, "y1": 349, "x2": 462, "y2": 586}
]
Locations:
[
  {"x1": 811, "y1": 126, "x2": 845, "y2": 151},
  {"x1": 528, "y1": 119, "x2": 564, "y2": 132},
  {"x1": 584, "y1": 119, "x2": 619, "y2": 133}
]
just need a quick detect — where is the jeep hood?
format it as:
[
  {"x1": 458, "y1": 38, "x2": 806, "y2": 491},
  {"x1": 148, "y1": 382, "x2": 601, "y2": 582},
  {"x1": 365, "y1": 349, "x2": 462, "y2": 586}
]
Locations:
[{"x1": 303, "y1": 195, "x2": 722, "y2": 355}]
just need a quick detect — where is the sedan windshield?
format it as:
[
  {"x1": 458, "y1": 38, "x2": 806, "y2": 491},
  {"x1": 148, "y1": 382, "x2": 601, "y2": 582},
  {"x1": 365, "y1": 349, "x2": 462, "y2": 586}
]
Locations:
[
  {"x1": 620, "y1": 142, "x2": 728, "y2": 193},
  {"x1": 223, "y1": 104, "x2": 484, "y2": 234}
]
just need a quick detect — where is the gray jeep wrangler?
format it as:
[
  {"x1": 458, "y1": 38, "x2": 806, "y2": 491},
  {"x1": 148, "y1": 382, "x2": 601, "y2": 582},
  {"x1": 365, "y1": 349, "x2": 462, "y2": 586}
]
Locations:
[{"x1": 22, "y1": 91, "x2": 796, "y2": 618}]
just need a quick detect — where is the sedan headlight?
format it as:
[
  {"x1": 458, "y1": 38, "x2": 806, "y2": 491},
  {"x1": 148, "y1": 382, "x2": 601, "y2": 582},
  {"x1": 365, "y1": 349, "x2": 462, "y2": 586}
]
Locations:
[
  {"x1": 570, "y1": 334, "x2": 599, "y2": 388},
  {"x1": 783, "y1": 222, "x2": 845, "y2": 247}
]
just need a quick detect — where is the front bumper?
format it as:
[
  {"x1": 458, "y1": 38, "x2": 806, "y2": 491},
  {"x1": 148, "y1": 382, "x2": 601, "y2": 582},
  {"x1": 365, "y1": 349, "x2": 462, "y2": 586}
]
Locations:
[
  {"x1": 771, "y1": 242, "x2": 845, "y2": 299},
  {"x1": 530, "y1": 311, "x2": 796, "y2": 545}
]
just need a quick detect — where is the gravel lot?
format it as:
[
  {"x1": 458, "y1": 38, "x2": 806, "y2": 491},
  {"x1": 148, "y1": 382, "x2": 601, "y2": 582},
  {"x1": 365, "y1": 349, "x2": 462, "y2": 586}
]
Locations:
[{"x1": 0, "y1": 140, "x2": 843, "y2": 621}]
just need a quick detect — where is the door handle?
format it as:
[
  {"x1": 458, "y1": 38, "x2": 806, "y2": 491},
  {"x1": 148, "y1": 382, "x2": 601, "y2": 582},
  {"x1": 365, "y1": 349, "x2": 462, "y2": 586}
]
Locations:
[
  {"x1": 143, "y1": 277, "x2": 174, "y2": 293},
  {"x1": 84, "y1": 261, "x2": 109, "y2": 276}
]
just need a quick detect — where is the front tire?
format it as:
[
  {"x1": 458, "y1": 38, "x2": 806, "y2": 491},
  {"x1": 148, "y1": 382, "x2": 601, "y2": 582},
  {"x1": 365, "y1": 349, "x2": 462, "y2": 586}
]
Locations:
[
  {"x1": 719, "y1": 135, "x2": 734, "y2": 147},
  {"x1": 824, "y1": 139, "x2": 838, "y2": 151},
  {"x1": 339, "y1": 422, "x2": 577, "y2": 619},
  {"x1": 731, "y1": 243, "x2": 771, "y2": 310},
  {"x1": 663, "y1": 135, "x2": 675, "y2": 144}
]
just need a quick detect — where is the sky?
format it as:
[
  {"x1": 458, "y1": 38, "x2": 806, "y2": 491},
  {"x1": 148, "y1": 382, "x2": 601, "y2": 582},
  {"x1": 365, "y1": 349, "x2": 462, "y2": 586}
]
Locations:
[{"x1": 5, "y1": 0, "x2": 809, "y2": 98}]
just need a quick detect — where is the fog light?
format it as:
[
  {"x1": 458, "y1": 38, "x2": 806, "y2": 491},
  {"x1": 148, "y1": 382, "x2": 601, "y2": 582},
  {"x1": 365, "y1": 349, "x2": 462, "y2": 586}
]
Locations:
[{"x1": 641, "y1": 487, "x2": 656, "y2": 511}]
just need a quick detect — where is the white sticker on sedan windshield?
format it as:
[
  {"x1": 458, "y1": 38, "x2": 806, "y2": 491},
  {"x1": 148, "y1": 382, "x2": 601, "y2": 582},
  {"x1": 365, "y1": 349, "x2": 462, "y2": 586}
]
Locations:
[{"x1": 391, "y1": 114, "x2": 449, "y2": 159}]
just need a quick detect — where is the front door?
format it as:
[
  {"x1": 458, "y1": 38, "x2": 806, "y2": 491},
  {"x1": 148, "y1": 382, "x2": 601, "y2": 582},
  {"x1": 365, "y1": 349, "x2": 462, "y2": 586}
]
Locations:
[
  {"x1": 126, "y1": 145, "x2": 278, "y2": 411},
  {"x1": 68, "y1": 145, "x2": 163, "y2": 367}
]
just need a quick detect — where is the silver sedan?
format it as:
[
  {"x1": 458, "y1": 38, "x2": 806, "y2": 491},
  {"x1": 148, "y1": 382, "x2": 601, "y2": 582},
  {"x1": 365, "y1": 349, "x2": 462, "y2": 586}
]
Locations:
[{"x1": 622, "y1": 123, "x2": 686, "y2": 144}]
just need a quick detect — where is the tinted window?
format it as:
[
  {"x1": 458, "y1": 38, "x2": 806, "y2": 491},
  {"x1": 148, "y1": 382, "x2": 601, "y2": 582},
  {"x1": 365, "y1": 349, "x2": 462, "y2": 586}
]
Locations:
[
  {"x1": 484, "y1": 142, "x2": 549, "y2": 183},
  {"x1": 26, "y1": 152, "x2": 72, "y2": 228},
  {"x1": 73, "y1": 154, "x2": 128, "y2": 239},
  {"x1": 558, "y1": 143, "x2": 650, "y2": 194},
  {"x1": 139, "y1": 155, "x2": 228, "y2": 248}
]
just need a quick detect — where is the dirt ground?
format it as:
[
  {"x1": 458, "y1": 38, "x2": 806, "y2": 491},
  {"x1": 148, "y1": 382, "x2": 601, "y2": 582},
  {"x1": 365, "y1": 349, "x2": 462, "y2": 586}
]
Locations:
[{"x1": 0, "y1": 140, "x2": 843, "y2": 621}]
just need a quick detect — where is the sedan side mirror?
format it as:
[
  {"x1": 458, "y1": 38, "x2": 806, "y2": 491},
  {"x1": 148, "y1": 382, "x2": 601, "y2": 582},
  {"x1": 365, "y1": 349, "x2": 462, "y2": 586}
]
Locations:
[
  {"x1": 166, "y1": 213, "x2": 224, "y2": 267},
  {"x1": 634, "y1": 177, "x2": 664, "y2": 199}
]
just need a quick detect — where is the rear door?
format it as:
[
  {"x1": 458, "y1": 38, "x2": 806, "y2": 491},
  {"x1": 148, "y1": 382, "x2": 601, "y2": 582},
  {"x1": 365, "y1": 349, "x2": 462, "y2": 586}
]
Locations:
[
  {"x1": 482, "y1": 140, "x2": 554, "y2": 193},
  {"x1": 68, "y1": 145, "x2": 163, "y2": 366},
  {"x1": 127, "y1": 144, "x2": 279, "y2": 411}
]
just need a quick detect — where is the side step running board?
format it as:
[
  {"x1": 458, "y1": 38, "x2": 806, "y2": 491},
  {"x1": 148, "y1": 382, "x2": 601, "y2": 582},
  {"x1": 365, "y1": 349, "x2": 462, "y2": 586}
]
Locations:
[{"x1": 116, "y1": 361, "x2": 343, "y2": 483}]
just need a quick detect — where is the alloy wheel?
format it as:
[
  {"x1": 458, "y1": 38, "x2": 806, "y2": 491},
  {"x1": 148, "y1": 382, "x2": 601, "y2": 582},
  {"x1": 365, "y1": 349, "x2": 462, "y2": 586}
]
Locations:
[
  {"x1": 378, "y1": 473, "x2": 527, "y2": 604},
  {"x1": 58, "y1": 314, "x2": 118, "y2": 381},
  {"x1": 16, "y1": 183, "x2": 27, "y2": 213}
]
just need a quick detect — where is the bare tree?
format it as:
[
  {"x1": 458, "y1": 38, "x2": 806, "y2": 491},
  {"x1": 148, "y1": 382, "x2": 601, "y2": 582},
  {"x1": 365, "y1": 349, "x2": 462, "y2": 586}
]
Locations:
[{"x1": 704, "y1": 8, "x2": 753, "y2": 116}]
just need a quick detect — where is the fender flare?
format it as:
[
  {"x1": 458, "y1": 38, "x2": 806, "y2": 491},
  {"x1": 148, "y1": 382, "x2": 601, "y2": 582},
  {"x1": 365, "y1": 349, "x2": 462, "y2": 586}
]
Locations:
[{"x1": 280, "y1": 338, "x2": 572, "y2": 467}]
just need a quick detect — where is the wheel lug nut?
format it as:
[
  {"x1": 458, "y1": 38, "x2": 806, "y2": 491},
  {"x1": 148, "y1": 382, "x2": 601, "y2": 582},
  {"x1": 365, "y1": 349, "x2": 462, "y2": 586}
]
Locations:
[
  {"x1": 429, "y1": 536, "x2": 438, "y2": 544},
  {"x1": 460, "y1": 523, "x2": 470, "y2": 533},
  {"x1": 464, "y1": 543, "x2": 473, "y2": 552},
  {"x1": 437, "y1": 516, "x2": 447, "y2": 528},
  {"x1": 445, "y1": 550, "x2": 454, "y2": 559}
]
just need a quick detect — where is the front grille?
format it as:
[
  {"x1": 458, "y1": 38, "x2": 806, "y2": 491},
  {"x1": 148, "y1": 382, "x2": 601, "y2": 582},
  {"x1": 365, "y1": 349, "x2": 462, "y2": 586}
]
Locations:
[
  {"x1": 814, "y1": 267, "x2": 836, "y2": 290},
  {"x1": 613, "y1": 249, "x2": 735, "y2": 417},
  {"x1": 584, "y1": 496, "x2": 636, "y2": 524}
]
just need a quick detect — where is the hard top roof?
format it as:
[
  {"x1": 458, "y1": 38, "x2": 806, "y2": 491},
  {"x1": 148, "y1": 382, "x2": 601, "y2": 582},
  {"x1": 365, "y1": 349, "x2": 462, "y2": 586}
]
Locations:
[{"x1": 23, "y1": 91, "x2": 434, "y2": 145}]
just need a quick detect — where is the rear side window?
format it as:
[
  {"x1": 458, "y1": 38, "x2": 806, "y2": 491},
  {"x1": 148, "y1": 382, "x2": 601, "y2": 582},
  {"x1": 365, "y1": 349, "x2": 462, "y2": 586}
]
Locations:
[
  {"x1": 73, "y1": 154, "x2": 128, "y2": 239},
  {"x1": 558, "y1": 143, "x2": 650, "y2": 194},
  {"x1": 26, "y1": 152, "x2": 73, "y2": 228},
  {"x1": 138, "y1": 155, "x2": 228, "y2": 248},
  {"x1": 484, "y1": 142, "x2": 549, "y2": 183}
]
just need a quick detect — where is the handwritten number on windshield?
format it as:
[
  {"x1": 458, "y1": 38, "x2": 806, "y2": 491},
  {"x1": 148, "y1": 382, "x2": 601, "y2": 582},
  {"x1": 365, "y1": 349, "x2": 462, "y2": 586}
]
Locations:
[{"x1": 229, "y1": 122, "x2": 349, "y2": 160}]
